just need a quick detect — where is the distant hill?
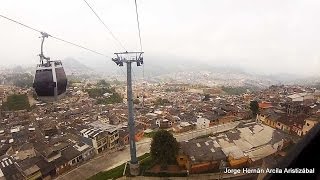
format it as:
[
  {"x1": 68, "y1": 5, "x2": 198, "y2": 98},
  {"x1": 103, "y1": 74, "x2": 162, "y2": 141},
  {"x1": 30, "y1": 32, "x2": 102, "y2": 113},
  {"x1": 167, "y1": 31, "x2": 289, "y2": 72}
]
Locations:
[{"x1": 62, "y1": 58, "x2": 94, "y2": 75}]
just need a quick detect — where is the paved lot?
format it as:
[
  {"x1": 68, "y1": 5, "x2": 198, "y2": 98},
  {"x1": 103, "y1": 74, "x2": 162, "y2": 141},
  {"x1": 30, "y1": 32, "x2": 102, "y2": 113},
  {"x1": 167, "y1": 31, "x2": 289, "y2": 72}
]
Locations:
[
  {"x1": 174, "y1": 121, "x2": 240, "y2": 142},
  {"x1": 55, "y1": 121, "x2": 242, "y2": 180}
]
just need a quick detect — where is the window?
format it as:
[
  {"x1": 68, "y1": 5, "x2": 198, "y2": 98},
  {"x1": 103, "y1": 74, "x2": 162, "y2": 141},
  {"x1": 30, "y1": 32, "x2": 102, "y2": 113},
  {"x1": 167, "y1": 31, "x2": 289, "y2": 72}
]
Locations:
[{"x1": 307, "y1": 123, "x2": 310, "y2": 126}]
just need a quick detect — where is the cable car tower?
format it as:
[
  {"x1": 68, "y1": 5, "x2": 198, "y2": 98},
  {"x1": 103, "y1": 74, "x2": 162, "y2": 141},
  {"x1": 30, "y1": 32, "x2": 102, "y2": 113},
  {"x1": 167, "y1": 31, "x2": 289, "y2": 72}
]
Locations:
[
  {"x1": 112, "y1": 51, "x2": 143, "y2": 176},
  {"x1": 33, "y1": 32, "x2": 67, "y2": 101}
]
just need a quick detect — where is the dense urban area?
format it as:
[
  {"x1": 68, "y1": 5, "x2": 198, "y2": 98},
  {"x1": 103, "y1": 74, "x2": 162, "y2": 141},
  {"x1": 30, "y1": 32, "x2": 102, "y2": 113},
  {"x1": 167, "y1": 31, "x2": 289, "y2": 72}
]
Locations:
[{"x1": 0, "y1": 70, "x2": 319, "y2": 180}]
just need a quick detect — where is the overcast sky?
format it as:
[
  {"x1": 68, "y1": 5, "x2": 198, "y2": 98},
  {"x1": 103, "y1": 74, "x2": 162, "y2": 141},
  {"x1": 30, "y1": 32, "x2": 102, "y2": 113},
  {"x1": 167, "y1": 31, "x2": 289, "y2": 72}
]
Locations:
[{"x1": 1, "y1": 0, "x2": 320, "y2": 76}]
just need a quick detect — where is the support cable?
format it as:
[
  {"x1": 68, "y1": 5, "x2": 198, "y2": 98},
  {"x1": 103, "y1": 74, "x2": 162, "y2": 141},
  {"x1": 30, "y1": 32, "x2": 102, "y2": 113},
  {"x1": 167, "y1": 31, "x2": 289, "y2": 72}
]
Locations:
[
  {"x1": 82, "y1": 0, "x2": 127, "y2": 52},
  {"x1": 134, "y1": 0, "x2": 146, "y2": 106},
  {"x1": 0, "y1": 14, "x2": 111, "y2": 58}
]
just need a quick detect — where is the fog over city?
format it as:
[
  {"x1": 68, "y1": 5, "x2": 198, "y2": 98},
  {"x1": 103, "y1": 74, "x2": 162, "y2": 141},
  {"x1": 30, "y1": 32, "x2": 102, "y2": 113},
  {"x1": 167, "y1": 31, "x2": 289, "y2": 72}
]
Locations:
[{"x1": 1, "y1": 0, "x2": 320, "y2": 76}]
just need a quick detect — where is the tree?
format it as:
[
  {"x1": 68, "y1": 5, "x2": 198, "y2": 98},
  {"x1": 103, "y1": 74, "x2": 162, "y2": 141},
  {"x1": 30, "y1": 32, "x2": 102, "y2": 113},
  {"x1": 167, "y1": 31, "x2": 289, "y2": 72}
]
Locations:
[
  {"x1": 150, "y1": 130, "x2": 179, "y2": 168},
  {"x1": 250, "y1": 100, "x2": 259, "y2": 117},
  {"x1": 1, "y1": 94, "x2": 30, "y2": 111}
]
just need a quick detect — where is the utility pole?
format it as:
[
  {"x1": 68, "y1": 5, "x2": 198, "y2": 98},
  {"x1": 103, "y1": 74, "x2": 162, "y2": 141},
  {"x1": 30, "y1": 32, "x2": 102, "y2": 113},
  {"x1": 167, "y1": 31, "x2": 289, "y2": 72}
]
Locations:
[{"x1": 112, "y1": 51, "x2": 144, "y2": 176}]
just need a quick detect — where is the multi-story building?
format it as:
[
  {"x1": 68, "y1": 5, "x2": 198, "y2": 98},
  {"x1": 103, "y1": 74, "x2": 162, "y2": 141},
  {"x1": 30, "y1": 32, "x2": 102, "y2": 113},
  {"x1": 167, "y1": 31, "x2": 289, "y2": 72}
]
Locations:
[{"x1": 80, "y1": 121, "x2": 119, "y2": 154}]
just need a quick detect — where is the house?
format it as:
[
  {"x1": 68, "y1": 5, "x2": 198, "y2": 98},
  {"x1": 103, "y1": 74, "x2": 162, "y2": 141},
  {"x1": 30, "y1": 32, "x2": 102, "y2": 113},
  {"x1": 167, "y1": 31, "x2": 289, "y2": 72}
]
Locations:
[
  {"x1": 54, "y1": 156, "x2": 71, "y2": 176},
  {"x1": 61, "y1": 146, "x2": 84, "y2": 167},
  {"x1": 302, "y1": 116, "x2": 320, "y2": 135},
  {"x1": 196, "y1": 117, "x2": 210, "y2": 129},
  {"x1": 15, "y1": 155, "x2": 57, "y2": 180},
  {"x1": 80, "y1": 128, "x2": 109, "y2": 154},
  {"x1": 275, "y1": 116, "x2": 291, "y2": 134},
  {"x1": 0, "y1": 155, "x2": 23, "y2": 180},
  {"x1": 177, "y1": 138, "x2": 227, "y2": 174},
  {"x1": 15, "y1": 157, "x2": 42, "y2": 180},
  {"x1": 173, "y1": 122, "x2": 194, "y2": 133},
  {"x1": 118, "y1": 124, "x2": 145, "y2": 145},
  {"x1": 259, "y1": 102, "x2": 273, "y2": 109},
  {"x1": 155, "y1": 119, "x2": 173, "y2": 129},
  {"x1": 73, "y1": 143, "x2": 95, "y2": 161},
  {"x1": 217, "y1": 115, "x2": 236, "y2": 124},
  {"x1": 118, "y1": 129, "x2": 129, "y2": 146},
  {"x1": 291, "y1": 121, "x2": 303, "y2": 136},
  {"x1": 258, "y1": 109, "x2": 283, "y2": 128},
  {"x1": 80, "y1": 121, "x2": 119, "y2": 152}
]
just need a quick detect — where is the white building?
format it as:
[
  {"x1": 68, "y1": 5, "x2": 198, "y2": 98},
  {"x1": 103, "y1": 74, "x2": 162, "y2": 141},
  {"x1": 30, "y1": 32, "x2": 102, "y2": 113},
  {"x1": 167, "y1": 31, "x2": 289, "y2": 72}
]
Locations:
[{"x1": 196, "y1": 117, "x2": 210, "y2": 129}]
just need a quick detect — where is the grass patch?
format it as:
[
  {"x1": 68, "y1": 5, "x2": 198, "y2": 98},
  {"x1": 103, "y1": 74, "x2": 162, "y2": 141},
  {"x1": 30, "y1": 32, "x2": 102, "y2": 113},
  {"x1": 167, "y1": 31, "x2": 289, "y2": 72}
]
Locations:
[
  {"x1": 144, "y1": 131, "x2": 157, "y2": 138},
  {"x1": 139, "y1": 153, "x2": 156, "y2": 176},
  {"x1": 138, "y1": 153, "x2": 150, "y2": 161},
  {"x1": 88, "y1": 153, "x2": 153, "y2": 180},
  {"x1": 88, "y1": 163, "x2": 126, "y2": 180}
]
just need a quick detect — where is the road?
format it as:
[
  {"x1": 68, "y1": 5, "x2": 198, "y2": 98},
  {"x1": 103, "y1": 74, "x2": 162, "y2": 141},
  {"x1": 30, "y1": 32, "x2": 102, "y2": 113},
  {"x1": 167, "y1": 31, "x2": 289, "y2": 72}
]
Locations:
[{"x1": 55, "y1": 121, "x2": 242, "y2": 180}]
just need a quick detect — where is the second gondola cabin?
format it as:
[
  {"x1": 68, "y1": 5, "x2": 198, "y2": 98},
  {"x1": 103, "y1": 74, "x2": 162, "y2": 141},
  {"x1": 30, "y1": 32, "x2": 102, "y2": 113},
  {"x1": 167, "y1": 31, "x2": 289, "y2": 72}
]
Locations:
[{"x1": 33, "y1": 32, "x2": 67, "y2": 101}]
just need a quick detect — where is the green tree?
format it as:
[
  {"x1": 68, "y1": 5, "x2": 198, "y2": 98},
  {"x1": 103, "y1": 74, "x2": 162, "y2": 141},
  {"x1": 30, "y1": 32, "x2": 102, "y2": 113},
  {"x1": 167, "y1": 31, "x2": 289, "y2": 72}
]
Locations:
[
  {"x1": 150, "y1": 130, "x2": 179, "y2": 168},
  {"x1": 250, "y1": 100, "x2": 259, "y2": 117},
  {"x1": 2, "y1": 94, "x2": 30, "y2": 111}
]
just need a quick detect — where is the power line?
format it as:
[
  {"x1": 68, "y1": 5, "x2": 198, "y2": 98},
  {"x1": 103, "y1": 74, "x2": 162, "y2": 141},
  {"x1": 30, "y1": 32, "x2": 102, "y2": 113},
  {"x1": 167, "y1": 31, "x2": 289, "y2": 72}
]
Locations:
[
  {"x1": 0, "y1": 14, "x2": 41, "y2": 33},
  {"x1": 82, "y1": 0, "x2": 127, "y2": 52},
  {"x1": 134, "y1": 0, "x2": 146, "y2": 107},
  {"x1": 51, "y1": 36, "x2": 110, "y2": 58},
  {"x1": 134, "y1": 0, "x2": 143, "y2": 51},
  {"x1": 0, "y1": 14, "x2": 111, "y2": 58}
]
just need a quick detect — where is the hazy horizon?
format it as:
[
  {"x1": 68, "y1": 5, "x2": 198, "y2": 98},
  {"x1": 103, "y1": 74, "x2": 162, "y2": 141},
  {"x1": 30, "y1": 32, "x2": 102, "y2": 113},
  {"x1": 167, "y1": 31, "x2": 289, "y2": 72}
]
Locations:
[{"x1": 1, "y1": 0, "x2": 320, "y2": 76}]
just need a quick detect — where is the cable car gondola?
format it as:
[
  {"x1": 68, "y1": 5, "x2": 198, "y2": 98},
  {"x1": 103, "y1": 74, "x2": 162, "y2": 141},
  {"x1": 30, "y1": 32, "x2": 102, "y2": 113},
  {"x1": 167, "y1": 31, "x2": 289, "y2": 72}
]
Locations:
[{"x1": 33, "y1": 32, "x2": 67, "y2": 101}]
